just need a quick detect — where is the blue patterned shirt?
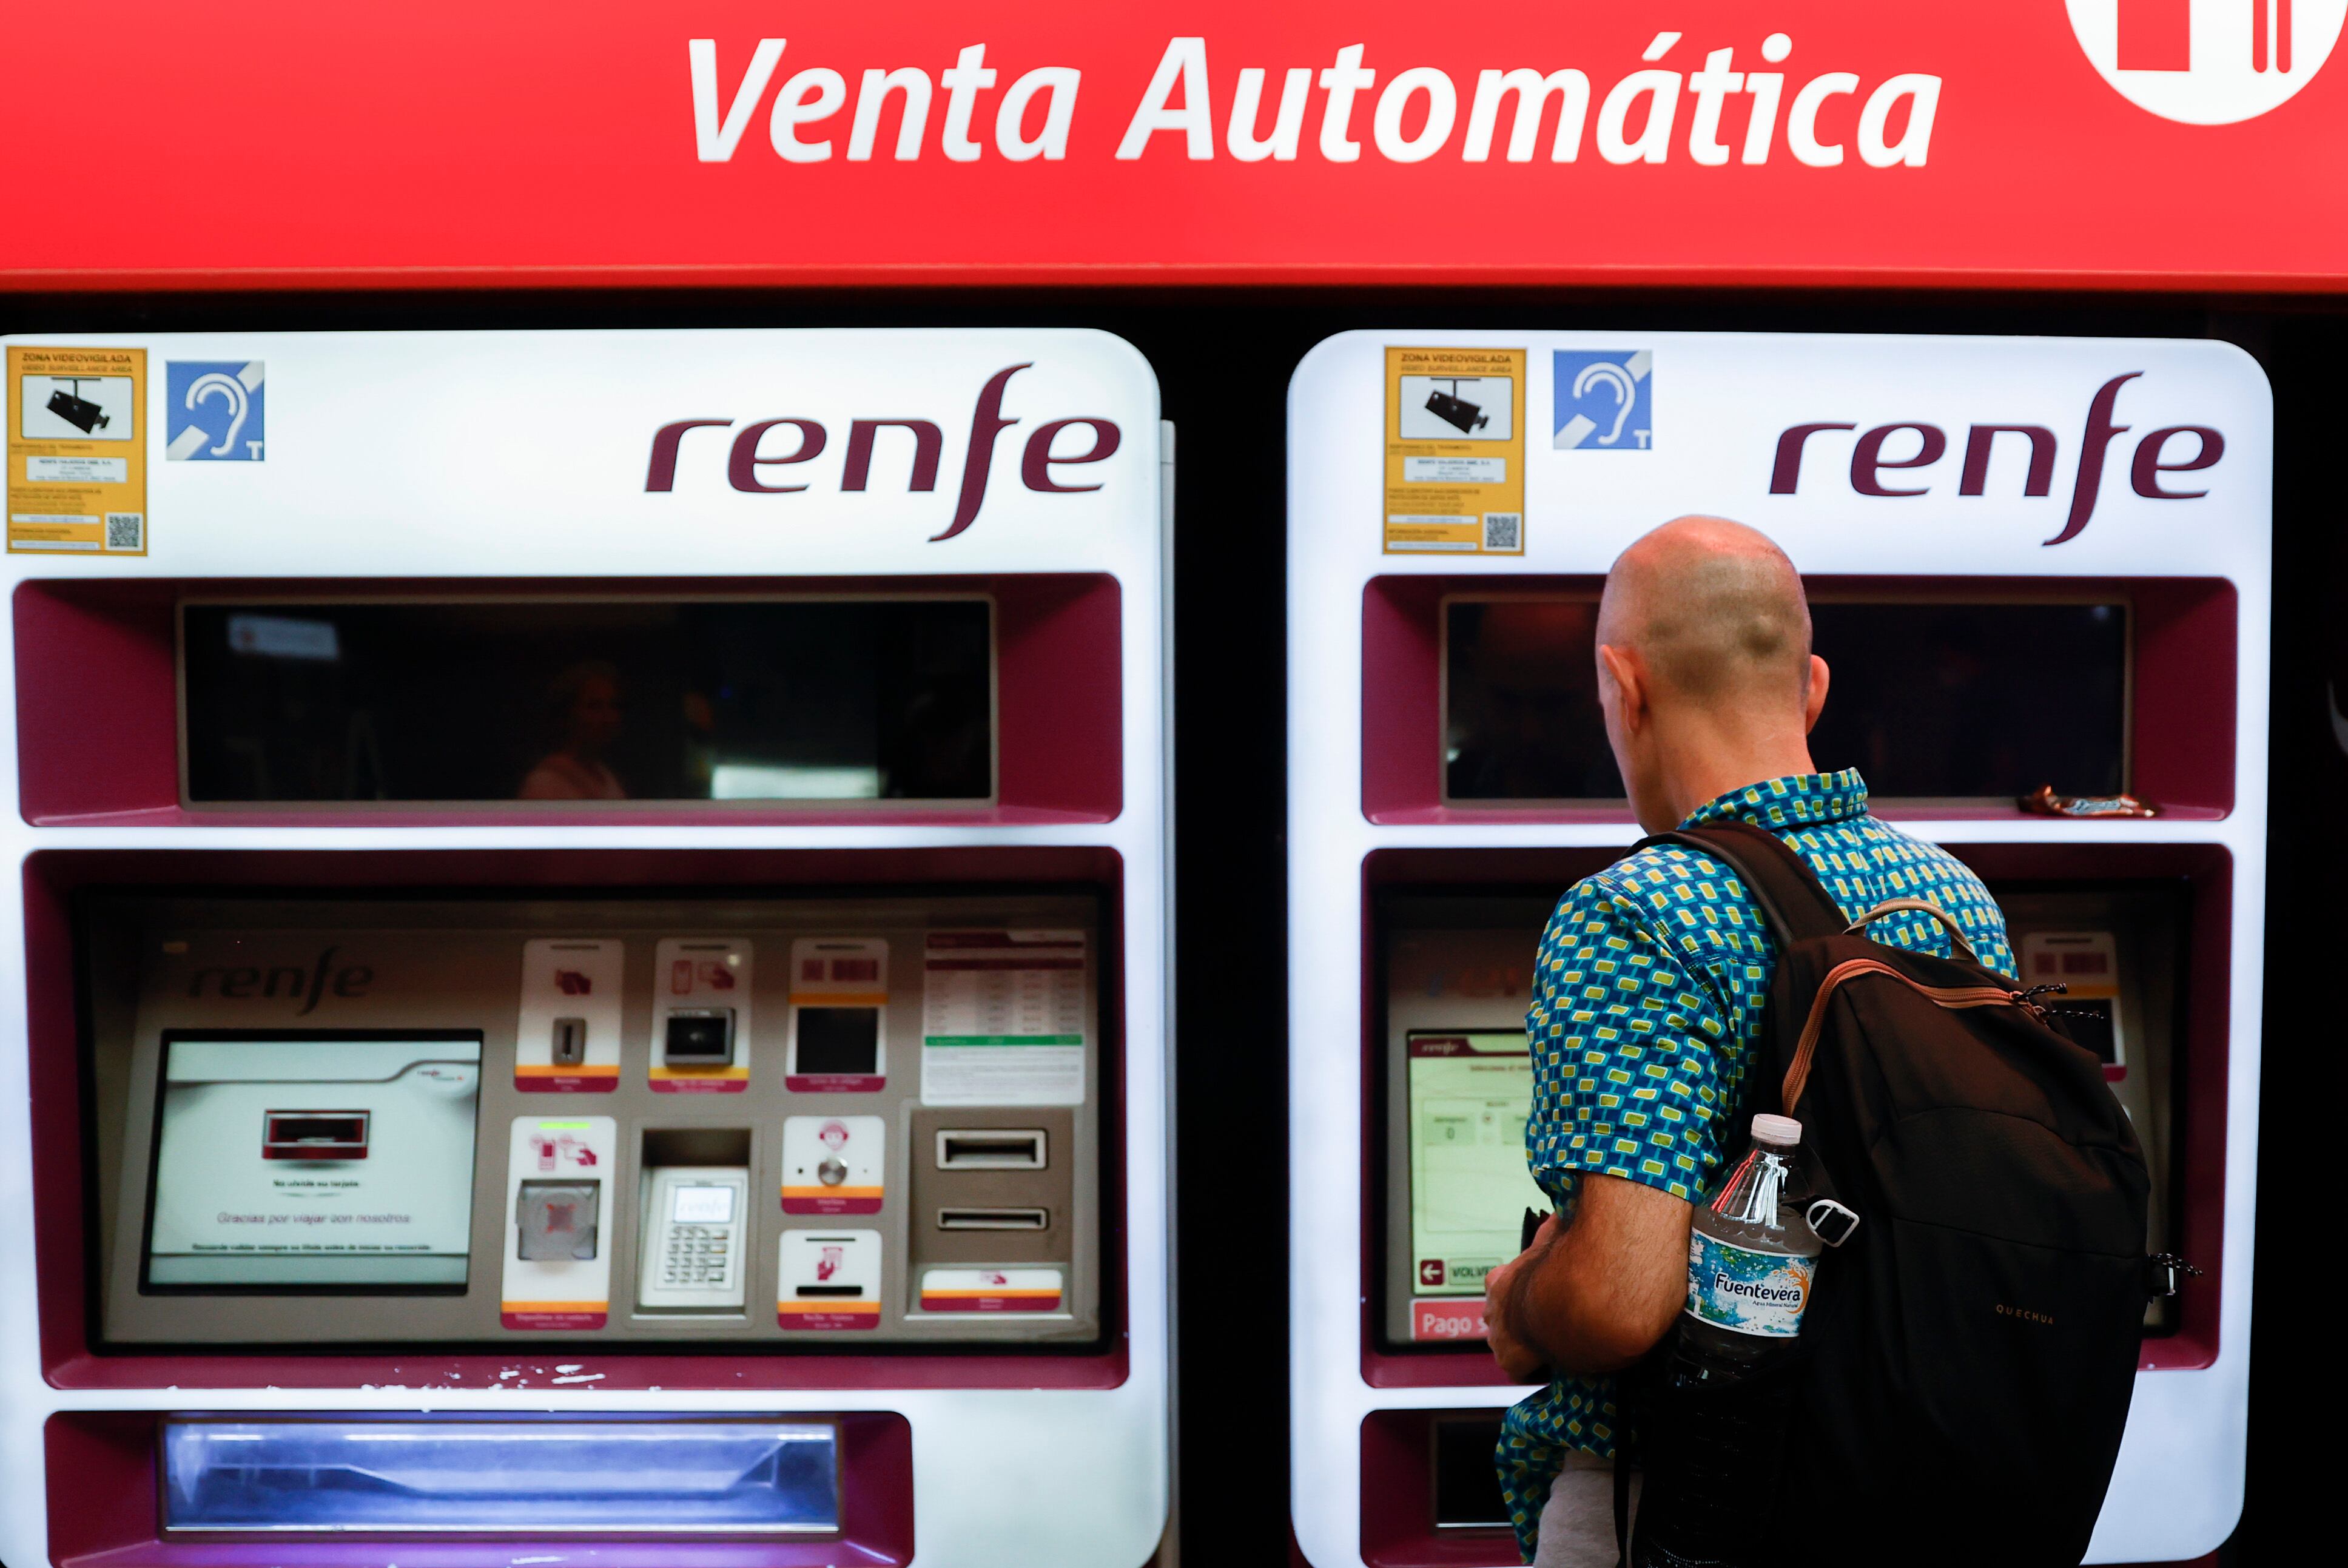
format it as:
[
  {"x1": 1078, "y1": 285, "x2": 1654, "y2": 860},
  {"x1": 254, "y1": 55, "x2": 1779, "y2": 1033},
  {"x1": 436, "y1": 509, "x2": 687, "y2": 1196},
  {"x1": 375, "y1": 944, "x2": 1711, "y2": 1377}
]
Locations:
[{"x1": 1496, "y1": 770, "x2": 2013, "y2": 1559}]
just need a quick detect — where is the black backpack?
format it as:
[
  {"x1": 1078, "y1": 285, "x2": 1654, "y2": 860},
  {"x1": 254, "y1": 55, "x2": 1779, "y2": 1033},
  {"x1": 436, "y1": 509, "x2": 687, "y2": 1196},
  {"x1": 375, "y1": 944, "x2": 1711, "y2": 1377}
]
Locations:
[{"x1": 1621, "y1": 821, "x2": 2170, "y2": 1568}]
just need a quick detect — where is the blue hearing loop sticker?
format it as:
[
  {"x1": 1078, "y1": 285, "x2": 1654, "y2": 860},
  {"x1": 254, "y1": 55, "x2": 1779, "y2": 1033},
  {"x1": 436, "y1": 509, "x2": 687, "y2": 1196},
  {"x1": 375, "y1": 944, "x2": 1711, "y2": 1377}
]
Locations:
[
  {"x1": 1552, "y1": 349, "x2": 1653, "y2": 451},
  {"x1": 165, "y1": 361, "x2": 266, "y2": 461}
]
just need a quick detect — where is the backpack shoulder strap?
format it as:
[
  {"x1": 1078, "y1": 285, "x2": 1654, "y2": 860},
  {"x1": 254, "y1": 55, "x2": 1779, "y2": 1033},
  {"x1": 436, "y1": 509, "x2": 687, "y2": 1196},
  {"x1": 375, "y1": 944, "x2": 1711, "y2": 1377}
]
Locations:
[{"x1": 1637, "y1": 819, "x2": 1845, "y2": 945}]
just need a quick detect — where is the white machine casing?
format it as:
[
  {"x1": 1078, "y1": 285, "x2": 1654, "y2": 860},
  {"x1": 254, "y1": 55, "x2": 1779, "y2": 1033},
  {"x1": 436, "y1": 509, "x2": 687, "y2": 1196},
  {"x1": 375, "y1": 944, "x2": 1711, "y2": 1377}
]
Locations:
[
  {"x1": 1287, "y1": 331, "x2": 2270, "y2": 1565},
  {"x1": 0, "y1": 328, "x2": 1172, "y2": 1567}
]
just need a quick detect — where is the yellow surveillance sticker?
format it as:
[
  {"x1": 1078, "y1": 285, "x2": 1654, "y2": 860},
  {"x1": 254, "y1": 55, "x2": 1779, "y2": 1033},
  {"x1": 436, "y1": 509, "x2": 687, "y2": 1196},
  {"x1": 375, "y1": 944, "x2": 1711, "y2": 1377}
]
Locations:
[
  {"x1": 1384, "y1": 346, "x2": 1526, "y2": 556},
  {"x1": 8, "y1": 345, "x2": 147, "y2": 556}
]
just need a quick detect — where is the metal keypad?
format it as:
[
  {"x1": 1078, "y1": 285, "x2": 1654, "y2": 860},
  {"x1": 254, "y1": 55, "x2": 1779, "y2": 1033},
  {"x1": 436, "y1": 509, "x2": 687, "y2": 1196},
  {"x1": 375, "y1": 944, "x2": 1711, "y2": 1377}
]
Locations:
[{"x1": 658, "y1": 1223, "x2": 733, "y2": 1287}]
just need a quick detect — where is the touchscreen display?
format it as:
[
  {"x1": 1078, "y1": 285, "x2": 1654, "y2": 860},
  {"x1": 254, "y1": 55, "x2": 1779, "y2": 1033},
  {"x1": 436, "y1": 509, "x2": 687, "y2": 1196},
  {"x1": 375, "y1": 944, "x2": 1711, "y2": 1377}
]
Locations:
[
  {"x1": 1444, "y1": 598, "x2": 2128, "y2": 801},
  {"x1": 1406, "y1": 1031, "x2": 1535, "y2": 1298},
  {"x1": 146, "y1": 1035, "x2": 483, "y2": 1290},
  {"x1": 182, "y1": 598, "x2": 993, "y2": 804},
  {"x1": 673, "y1": 1185, "x2": 736, "y2": 1225}
]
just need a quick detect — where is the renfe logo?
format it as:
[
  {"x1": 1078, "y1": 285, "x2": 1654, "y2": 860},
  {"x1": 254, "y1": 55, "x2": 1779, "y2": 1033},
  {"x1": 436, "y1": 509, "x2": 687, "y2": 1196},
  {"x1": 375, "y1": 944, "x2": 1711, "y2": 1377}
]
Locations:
[
  {"x1": 1768, "y1": 372, "x2": 2225, "y2": 546},
  {"x1": 187, "y1": 946, "x2": 376, "y2": 1016},
  {"x1": 644, "y1": 362, "x2": 1122, "y2": 542}
]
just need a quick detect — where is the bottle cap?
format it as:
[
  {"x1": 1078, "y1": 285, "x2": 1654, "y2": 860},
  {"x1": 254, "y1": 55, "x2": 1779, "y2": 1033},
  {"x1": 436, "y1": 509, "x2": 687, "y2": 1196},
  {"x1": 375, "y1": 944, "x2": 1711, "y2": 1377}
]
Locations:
[{"x1": 1752, "y1": 1114, "x2": 1803, "y2": 1146}]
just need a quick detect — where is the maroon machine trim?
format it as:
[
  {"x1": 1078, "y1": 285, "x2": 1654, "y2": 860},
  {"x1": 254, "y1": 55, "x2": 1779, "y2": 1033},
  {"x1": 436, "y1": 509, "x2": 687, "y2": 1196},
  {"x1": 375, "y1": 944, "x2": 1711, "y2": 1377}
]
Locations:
[
  {"x1": 15, "y1": 574, "x2": 1123, "y2": 827},
  {"x1": 1361, "y1": 575, "x2": 2238, "y2": 826}
]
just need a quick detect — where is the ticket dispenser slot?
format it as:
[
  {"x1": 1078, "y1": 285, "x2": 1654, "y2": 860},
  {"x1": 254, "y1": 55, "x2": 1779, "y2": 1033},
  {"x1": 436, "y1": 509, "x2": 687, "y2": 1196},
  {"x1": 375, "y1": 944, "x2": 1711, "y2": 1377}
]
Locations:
[
  {"x1": 909, "y1": 1107, "x2": 1073, "y2": 1311},
  {"x1": 938, "y1": 1208, "x2": 1049, "y2": 1230},
  {"x1": 636, "y1": 1128, "x2": 752, "y2": 1314},
  {"x1": 1430, "y1": 1413, "x2": 1513, "y2": 1531}
]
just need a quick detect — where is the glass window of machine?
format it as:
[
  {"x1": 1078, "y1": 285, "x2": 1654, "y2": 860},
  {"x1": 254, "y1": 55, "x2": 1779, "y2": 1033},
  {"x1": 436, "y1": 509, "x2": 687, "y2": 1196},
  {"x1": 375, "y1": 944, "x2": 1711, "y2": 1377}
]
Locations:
[
  {"x1": 181, "y1": 597, "x2": 994, "y2": 805},
  {"x1": 1444, "y1": 597, "x2": 2128, "y2": 802}
]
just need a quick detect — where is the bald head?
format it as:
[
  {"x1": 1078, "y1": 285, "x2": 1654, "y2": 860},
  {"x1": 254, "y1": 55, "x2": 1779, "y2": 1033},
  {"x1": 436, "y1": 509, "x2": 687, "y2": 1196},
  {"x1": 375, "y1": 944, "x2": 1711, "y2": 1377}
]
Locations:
[{"x1": 1598, "y1": 516, "x2": 1812, "y2": 711}]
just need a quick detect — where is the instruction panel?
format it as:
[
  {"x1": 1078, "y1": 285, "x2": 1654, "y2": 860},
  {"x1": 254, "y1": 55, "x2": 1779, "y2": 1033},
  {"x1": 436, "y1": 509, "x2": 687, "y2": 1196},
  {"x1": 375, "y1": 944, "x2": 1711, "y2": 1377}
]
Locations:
[
  {"x1": 7, "y1": 344, "x2": 146, "y2": 555},
  {"x1": 921, "y1": 930, "x2": 1089, "y2": 1106},
  {"x1": 1384, "y1": 345, "x2": 1526, "y2": 555}
]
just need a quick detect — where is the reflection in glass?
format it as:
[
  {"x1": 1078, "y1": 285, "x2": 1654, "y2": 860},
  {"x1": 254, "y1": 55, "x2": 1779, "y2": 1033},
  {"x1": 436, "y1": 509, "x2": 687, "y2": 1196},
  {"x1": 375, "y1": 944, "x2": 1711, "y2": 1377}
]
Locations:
[
  {"x1": 183, "y1": 599, "x2": 992, "y2": 804},
  {"x1": 1444, "y1": 598, "x2": 2128, "y2": 801},
  {"x1": 1444, "y1": 601, "x2": 1623, "y2": 800}
]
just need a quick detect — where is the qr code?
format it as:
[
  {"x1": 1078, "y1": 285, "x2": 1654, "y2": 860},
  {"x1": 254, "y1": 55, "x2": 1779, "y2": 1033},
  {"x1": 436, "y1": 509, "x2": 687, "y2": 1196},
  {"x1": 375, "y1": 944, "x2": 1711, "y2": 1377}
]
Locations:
[
  {"x1": 105, "y1": 513, "x2": 143, "y2": 551},
  {"x1": 1483, "y1": 513, "x2": 1522, "y2": 551}
]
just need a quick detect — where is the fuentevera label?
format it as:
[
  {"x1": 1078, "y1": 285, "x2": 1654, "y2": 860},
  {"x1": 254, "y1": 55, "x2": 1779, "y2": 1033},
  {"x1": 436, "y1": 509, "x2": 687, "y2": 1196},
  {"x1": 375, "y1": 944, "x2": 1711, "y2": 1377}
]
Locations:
[{"x1": 1685, "y1": 1231, "x2": 1814, "y2": 1338}]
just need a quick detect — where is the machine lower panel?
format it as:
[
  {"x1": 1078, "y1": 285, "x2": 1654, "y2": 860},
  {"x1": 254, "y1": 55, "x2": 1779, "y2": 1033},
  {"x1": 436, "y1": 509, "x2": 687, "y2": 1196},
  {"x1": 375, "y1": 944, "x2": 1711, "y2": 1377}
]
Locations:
[{"x1": 84, "y1": 890, "x2": 1106, "y2": 1348}]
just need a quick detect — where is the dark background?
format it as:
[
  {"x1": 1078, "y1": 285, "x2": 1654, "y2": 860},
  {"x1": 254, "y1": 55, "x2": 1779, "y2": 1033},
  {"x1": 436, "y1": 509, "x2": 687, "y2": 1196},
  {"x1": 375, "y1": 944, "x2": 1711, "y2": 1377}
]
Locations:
[{"x1": 8, "y1": 286, "x2": 2333, "y2": 1566}]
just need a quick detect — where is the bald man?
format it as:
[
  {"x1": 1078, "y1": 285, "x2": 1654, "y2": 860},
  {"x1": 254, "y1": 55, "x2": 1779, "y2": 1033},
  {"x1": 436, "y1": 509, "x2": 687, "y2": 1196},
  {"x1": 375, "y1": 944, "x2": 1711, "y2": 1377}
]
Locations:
[{"x1": 1481, "y1": 517, "x2": 2014, "y2": 1566}]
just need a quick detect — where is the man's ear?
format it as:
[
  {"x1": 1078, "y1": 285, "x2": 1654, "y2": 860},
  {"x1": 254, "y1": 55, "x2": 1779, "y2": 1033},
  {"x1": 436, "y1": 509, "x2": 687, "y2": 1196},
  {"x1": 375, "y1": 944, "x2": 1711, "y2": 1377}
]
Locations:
[
  {"x1": 1598, "y1": 643, "x2": 1646, "y2": 733},
  {"x1": 1803, "y1": 654, "x2": 1831, "y2": 735}
]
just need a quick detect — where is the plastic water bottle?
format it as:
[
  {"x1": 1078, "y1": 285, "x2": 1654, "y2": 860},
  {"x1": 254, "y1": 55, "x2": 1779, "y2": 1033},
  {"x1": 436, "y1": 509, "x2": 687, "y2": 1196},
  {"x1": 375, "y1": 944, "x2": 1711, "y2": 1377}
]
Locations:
[{"x1": 1633, "y1": 1114, "x2": 1822, "y2": 1568}]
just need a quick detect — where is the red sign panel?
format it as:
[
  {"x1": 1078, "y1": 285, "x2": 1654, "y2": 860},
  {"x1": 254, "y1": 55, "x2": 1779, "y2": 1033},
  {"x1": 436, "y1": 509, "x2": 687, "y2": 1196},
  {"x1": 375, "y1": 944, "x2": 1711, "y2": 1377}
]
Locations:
[{"x1": 2, "y1": 2, "x2": 2343, "y2": 289}]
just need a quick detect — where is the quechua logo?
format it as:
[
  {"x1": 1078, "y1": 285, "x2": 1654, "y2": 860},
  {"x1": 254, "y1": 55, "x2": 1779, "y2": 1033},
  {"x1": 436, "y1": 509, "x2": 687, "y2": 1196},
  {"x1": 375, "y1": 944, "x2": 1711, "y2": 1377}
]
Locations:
[{"x1": 644, "y1": 363, "x2": 1123, "y2": 541}]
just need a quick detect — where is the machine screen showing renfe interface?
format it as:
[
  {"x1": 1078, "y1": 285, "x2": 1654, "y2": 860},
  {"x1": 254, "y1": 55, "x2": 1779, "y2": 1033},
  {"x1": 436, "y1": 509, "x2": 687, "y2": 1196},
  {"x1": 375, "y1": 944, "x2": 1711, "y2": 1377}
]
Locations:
[
  {"x1": 145, "y1": 1034, "x2": 483, "y2": 1290},
  {"x1": 1380, "y1": 900, "x2": 1553, "y2": 1345},
  {"x1": 181, "y1": 598, "x2": 994, "y2": 805},
  {"x1": 1405, "y1": 1031, "x2": 1533, "y2": 1299},
  {"x1": 1445, "y1": 598, "x2": 2128, "y2": 801}
]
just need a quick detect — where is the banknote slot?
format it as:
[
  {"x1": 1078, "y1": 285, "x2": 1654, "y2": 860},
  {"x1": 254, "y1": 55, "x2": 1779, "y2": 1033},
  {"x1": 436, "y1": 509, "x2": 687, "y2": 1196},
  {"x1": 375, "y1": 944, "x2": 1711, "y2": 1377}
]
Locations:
[{"x1": 935, "y1": 1129, "x2": 1048, "y2": 1169}]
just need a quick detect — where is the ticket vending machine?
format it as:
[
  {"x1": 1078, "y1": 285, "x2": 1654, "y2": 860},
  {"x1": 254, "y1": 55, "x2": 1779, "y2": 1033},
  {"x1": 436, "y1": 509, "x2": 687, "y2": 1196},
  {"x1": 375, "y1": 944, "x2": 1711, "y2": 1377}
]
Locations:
[
  {"x1": 1286, "y1": 332, "x2": 2269, "y2": 1566},
  {"x1": 0, "y1": 329, "x2": 1170, "y2": 1566}
]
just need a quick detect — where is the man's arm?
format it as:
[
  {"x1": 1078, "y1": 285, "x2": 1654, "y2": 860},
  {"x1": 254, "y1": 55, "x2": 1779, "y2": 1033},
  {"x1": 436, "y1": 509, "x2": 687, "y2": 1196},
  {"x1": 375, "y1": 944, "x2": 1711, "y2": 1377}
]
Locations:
[{"x1": 1484, "y1": 1174, "x2": 1692, "y2": 1382}]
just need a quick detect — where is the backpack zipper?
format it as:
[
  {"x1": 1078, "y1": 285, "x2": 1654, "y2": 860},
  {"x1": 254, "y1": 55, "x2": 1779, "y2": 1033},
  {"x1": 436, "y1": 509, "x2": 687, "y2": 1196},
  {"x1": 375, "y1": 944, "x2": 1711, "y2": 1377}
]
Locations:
[{"x1": 1785, "y1": 958, "x2": 2030, "y2": 1112}]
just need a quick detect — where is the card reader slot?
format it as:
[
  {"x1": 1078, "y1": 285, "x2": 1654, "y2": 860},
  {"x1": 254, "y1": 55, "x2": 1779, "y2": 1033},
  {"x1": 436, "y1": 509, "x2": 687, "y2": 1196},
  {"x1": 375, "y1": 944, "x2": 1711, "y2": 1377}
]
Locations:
[
  {"x1": 935, "y1": 1129, "x2": 1048, "y2": 1169},
  {"x1": 937, "y1": 1206, "x2": 1049, "y2": 1231},
  {"x1": 261, "y1": 1110, "x2": 371, "y2": 1161},
  {"x1": 662, "y1": 1008, "x2": 736, "y2": 1066}
]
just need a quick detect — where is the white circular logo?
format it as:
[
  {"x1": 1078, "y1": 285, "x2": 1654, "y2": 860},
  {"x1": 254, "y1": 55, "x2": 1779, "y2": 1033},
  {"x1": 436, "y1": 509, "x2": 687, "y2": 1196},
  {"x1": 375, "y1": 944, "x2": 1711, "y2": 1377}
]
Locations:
[{"x1": 2068, "y1": 0, "x2": 2344, "y2": 123}]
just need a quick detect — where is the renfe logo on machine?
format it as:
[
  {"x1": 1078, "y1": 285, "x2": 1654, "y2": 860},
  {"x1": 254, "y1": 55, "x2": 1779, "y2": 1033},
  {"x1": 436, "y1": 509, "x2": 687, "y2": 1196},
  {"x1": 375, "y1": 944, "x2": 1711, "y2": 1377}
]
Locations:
[
  {"x1": 186, "y1": 946, "x2": 375, "y2": 1015},
  {"x1": 1767, "y1": 372, "x2": 2226, "y2": 546},
  {"x1": 644, "y1": 362, "x2": 1123, "y2": 542}
]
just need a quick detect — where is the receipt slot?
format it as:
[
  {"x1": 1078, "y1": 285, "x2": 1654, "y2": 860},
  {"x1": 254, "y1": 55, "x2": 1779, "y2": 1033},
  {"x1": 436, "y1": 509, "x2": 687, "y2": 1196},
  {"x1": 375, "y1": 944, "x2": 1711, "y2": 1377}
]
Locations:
[
  {"x1": 1288, "y1": 331, "x2": 2270, "y2": 1567},
  {"x1": 5, "y1": 327, "x2": 1170, "y2": 1568}
]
